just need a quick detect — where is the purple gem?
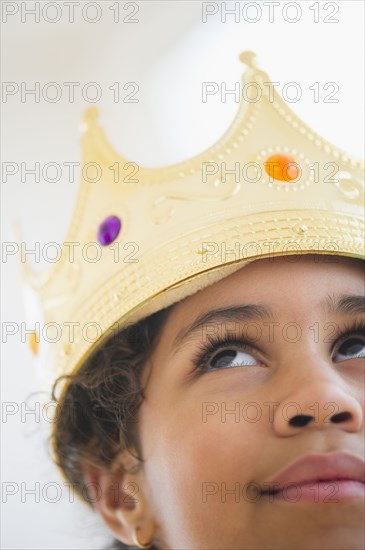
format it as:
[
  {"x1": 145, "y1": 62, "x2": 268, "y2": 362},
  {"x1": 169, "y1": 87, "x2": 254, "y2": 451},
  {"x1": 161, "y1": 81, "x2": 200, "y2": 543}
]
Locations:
[{"x1": 97, "y1": 215, "x2": 121, "y2": 246}]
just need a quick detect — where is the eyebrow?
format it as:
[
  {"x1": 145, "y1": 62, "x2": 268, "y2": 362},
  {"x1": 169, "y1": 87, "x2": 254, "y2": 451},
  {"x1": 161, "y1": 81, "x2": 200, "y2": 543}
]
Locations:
[
  {"x1": 324, "y1": 293, "x2": 365, "y2": 316},
  {"x1": 169, "y1": 293, "x2": 365, "y2": 356}
]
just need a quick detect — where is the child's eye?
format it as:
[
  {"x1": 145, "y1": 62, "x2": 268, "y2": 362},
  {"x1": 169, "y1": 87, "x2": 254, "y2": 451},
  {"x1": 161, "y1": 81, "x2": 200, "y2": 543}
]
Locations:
[
  {"x1": 205, "y1": 346, "x2": 260, "y2": 371},
  {"x1": 333, "y1": 335, "x2": 365, "y2": 363},
  {"x1": 191, "y1": 335, "x2": 262, "y2": 373}
]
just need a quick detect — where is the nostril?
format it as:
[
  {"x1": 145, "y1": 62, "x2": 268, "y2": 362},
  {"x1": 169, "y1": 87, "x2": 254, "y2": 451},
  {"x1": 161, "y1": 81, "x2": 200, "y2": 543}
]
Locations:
[
  {"x1": 289, "y1": 415, "x2": 314, "y2": 427},
  {"x1": 331, "y1": 411, "x2": 352, "y2": 423}
]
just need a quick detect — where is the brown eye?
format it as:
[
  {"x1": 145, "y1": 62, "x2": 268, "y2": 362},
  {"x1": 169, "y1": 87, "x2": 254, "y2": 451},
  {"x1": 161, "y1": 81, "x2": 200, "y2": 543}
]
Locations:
[
  {"x1": 333, "y1": 336, "x2": 365, "y2": 363},
  {"x1": 208, "y1": 347, "x2": 259, "y2": 370}
]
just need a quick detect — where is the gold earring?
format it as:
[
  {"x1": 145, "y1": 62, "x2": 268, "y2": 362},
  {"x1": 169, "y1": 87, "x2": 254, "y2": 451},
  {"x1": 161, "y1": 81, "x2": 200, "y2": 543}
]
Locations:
[{"x1": 132, "y1": 526, "x2": 153, "y2": 549}]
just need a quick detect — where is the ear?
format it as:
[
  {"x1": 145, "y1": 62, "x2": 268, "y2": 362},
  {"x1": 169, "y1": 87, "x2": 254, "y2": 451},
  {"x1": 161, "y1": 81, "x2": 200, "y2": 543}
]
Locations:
[{"x1": 83, "y1": 449, "x2": 156, "y2": 547}]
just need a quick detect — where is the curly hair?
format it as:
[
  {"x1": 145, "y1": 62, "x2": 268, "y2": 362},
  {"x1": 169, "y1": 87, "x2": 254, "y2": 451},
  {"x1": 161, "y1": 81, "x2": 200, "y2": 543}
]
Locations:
[{"x1": 50, "y1": 306, "x2": 173, "y2": 550}]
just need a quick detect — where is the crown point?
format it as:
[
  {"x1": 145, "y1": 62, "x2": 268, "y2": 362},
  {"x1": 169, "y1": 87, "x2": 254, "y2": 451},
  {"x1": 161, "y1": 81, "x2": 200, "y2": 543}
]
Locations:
[
  {"x1": 83, "y1": 106, "x2": 99, "y2": 126},
  {"x1": 239, "y1": 51, "x2": 257, "y2": 68},
  {"x1": 97, "y1": 215, "x2": 122, "y2": 246}
]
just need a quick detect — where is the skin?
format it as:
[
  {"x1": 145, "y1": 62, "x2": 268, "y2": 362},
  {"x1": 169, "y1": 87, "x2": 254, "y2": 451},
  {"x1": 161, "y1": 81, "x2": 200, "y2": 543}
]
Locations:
[{"x1": 85, "y1": 254, "x2": 365, "y2": 549}]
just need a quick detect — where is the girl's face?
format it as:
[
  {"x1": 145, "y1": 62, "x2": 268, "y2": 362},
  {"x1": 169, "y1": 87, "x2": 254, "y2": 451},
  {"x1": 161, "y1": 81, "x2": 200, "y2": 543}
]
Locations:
[{"x1": 137, "y1": 254, "x2": 364, "y2": 549}]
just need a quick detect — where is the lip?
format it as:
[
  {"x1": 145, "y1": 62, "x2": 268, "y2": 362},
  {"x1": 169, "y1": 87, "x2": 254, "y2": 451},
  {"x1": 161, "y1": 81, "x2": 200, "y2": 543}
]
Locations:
[{"x1": 261, "y1": 452, "x2": 365, "y2": 502}]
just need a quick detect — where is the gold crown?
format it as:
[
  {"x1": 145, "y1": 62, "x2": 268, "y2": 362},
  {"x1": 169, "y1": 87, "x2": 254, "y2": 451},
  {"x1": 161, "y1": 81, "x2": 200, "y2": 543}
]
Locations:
[{"x1": 19, "y1": 50, "x2": 364, "y2": 408}]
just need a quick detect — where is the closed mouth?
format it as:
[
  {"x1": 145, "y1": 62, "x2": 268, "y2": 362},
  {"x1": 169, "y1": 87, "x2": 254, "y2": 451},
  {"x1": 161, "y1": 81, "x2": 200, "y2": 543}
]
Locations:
[{"x1": 261, "y1": 478, "x2": 365, "y2": 496}]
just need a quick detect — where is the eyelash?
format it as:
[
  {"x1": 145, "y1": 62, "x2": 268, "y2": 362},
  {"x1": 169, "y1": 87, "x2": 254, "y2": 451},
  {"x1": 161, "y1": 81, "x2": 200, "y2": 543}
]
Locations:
[{"x1": 190, "y1": 318, "x2": 365, "y2": 375}]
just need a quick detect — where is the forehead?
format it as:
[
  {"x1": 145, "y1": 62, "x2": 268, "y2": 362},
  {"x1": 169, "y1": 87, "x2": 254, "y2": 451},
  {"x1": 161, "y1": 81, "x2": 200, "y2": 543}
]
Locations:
[
  {"x1": 142, "y1": 255, "x2": 364, "y2": 378},
  {"x1": 169, "y1": 254, "x2": 364, "y2": 323}
]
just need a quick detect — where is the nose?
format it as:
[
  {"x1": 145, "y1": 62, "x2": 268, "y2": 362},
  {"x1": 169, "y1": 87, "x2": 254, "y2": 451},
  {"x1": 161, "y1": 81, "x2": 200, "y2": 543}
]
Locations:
[{"x1": 273, "y1": 379, "x2": 363, "y2": 436}]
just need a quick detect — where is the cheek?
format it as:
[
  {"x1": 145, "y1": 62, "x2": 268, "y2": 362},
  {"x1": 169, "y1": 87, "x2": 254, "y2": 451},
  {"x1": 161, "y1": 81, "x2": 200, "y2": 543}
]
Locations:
[
  {"x1": 138, "y1": 392, "x2": 263, "y2": 528},
  {"x1": 137, "y1": 364, "x2": 276, "y2": 548}
]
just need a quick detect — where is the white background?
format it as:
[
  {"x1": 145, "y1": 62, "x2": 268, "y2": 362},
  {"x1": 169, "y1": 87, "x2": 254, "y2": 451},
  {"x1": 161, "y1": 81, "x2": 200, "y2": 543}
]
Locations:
[{"x1": 1, "y1": 1, "x2": 364, "y2": 548}]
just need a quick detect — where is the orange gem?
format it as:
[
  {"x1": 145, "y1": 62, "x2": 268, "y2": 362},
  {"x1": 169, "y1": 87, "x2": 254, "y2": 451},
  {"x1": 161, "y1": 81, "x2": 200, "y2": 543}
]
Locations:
[{"x1": 264, "y1": 154, "x2": 301, "y2": 182}]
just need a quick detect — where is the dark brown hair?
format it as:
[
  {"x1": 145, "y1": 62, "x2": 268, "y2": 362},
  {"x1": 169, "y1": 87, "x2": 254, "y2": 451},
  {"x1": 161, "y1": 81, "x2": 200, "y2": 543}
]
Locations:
[{"x1": 51, "y1": 306, "x2": 173, "y2": 550}]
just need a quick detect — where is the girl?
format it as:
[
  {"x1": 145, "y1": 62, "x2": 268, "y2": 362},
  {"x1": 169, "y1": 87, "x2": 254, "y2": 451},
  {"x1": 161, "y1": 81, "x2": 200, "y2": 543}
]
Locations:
[{"x1": 24, "y1": 52, "x2": 364, "y2": 549}]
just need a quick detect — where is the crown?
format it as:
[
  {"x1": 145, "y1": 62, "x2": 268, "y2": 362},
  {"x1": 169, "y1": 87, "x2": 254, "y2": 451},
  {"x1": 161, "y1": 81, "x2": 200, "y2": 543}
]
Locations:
[{"x1": 18, "y1": 50, "x2": 364, "y2": 408}]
